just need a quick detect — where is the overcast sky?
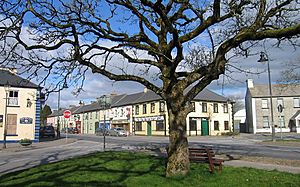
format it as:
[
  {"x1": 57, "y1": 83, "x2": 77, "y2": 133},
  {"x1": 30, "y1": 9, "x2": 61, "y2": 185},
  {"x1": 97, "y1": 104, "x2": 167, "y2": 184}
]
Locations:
[{"x1": 45, "y1": 45, "x2": 299, "y2": 110}]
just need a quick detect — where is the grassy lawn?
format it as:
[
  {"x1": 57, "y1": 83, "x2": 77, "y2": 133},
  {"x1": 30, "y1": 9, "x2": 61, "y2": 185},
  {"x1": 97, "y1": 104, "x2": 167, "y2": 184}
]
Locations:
[{"x1": 0, "y1": 151, "x2": 299, "y2": 187}]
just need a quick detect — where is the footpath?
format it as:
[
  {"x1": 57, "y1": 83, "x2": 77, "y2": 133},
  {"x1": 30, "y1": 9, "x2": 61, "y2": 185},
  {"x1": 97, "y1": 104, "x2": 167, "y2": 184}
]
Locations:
[{"x1": 0, "y1": 137, "x2": 300, "y2": 174}]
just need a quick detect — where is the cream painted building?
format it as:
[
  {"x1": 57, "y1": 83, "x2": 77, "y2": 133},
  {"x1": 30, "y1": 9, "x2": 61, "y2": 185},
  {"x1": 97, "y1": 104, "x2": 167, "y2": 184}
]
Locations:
[{"x1": 0, "y1": 69, "x2": 41, "y2": 143}]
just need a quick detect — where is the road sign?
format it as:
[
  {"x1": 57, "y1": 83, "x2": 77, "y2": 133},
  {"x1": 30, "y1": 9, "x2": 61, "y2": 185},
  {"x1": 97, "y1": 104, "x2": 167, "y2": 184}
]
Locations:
[
  {"x1": 277, "y1": 104, "x2": 283, "y2": 113},
  {"x1": 63, "y1": 110, "x2": 72, "y2": 118}
]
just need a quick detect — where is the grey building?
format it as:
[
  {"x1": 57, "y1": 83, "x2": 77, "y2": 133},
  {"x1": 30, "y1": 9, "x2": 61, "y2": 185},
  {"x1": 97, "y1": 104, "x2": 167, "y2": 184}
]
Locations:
[{"x1": 245, "y1": 79, "x2": 300, "y2": 134}]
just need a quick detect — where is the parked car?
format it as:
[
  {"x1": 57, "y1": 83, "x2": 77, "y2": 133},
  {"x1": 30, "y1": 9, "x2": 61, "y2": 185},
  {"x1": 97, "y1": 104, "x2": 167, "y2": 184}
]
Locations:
[
  {"x1": 95, "y1": 127, "x2": 108, "y2": 136},
  {"x1": 61, "y1": 127, "x2": 79, "y2": 134},
  {"x1": 107, "y1": 127, "x2": 127, "y2": 137},
  {"x1": 40, "y1": 126, "x2": 55, "y2": 138}
]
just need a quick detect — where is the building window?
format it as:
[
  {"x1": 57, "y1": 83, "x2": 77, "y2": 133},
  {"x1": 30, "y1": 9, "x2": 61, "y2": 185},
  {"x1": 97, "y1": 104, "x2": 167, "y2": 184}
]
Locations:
[
  {"x1": 95, "y1": 112, "x2": 98, "y2": 119},
  {"x1": 262, "y1": 99, "x2": 268, "y2": 109},
  {"x1": 156, "y1": 121, "x2": 165, "y2": 131},
  {"x1": 120, "y1": 109, "x2": 124, "y2": 117},
  {"x1": 8, "y1": 90, "x2": 19, "y2": 106},
  {"x1": 263, "y1": 116, "x2": 269, "y2": 128},
  {"x1": 213, "y1": 103, "x2": 218, "y2": 113},
  {"x1": 223, "y1": 104, "x2": 228, "y2": 113},
  {"x1": 294, "y1": 98, "x2": 300, "y2": 108},
  {"x1": 135, "y1": 122, "x2": 142, "y2": 131},
  {"x1": 224, "y1": 121, "x2": 229, "y2": 130},
  {"x1": 159, "y1": 101, "x2": 165, "y2": 112},
  {"x1": 90, "y1": 112, "x2": 92, "y2": 119},
  {"x1": 135, "y1": 105, "x2": 139, "y2": 115},
  {"x1": 151, "y1": 103, "x2": 155, "y2": 113},
  {"x1": 115, "y1": 109, "x2": 118, "y2": 117},
  {"x1": 191, "y1": 102, "x2": 195, "y2": 112},
  {"x1": 143, "y1": 104, "x2": 147, "y2": 114},
  {"x1": 202, "y1": 103, "x2": 207, "y2": 113},
  {"x1": 214, "y1": 121, "x2": 219, "y2": 131},
  {"x1": 277, "y1": 98, "x2": 284, "y2": 107},
  {"x1": 189, "y1": 118, "x2": 197, "y2": 131},
  {"x1": 278, "y1": 116, "x2": 285, "y2": 128}
]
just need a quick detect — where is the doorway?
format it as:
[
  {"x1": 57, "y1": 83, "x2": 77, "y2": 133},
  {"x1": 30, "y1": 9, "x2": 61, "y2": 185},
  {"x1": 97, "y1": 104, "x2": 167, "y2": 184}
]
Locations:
[
  {"x1": 201, "y1": 119, "x2": 209, "y2": 136},
  {"x1": 147, "y1": 121, "x2": 152, "y2": 136}
]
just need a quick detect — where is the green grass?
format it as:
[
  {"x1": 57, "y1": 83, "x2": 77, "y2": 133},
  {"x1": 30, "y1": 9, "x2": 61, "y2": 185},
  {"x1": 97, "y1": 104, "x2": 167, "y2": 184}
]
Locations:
[{"x1": 0, "y1": 151, "x2": 299, "y2": 187}]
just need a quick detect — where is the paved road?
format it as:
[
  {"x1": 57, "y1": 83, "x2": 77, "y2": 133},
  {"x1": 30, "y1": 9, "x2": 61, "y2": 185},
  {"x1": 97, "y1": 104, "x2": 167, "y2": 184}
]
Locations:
[
  {"x1": 72, "y1": 134, "x2": 300, "y2": 160},
  {"x1": 0, "y1": 134, "x2": 299, "y2": 176}
]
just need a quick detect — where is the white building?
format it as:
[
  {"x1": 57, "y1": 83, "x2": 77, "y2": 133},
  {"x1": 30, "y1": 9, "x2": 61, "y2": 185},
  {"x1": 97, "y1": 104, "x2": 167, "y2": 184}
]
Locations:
[{"x1": 0, "y1": 69, "x2": 41, "y2": 143}]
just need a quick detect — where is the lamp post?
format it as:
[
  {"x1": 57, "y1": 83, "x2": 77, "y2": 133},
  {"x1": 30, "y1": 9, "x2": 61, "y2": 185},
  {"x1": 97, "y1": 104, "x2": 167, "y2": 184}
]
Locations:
[
  {"x1": 57, "y1": 82, "x2": 68, "y2": 139},
  {"x1": 100, "y1": 95, "x2": 109, "y2": 151},
  {"x1": 3, "y1": 82, "x2": 10, "y2": 149},
  {"x1": 258, "y1": 51, "x2": 275, "y2": 142}
]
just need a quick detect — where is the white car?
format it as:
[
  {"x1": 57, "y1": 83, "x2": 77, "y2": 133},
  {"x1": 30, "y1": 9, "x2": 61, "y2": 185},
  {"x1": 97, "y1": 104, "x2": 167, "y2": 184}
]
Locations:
[{"x1": 108, "y1": 128, "x2": 127, "y2": 137}]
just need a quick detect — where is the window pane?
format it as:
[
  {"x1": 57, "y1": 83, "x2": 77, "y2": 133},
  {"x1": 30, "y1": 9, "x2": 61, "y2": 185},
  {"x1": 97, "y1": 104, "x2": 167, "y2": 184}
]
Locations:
[
  {"x1": 294, "y1": 98, "x2": 300, "y2": 107},
  {"x1": 224, "y1": 121, "x2": 229, "y2": 130},
  {"x1": 202, "y1": 103, "x2": 207, "y2": 112},
  {"x1": 262, "y1": 99, "x2": 268, "y2": 108},
  {"x1": 263, "y1": 116, "x2": 269, "y2": 128},
  {"x1": 214, "y1": 121, "x2": 219, "y2": 130},
  {"x1": 189, "y1": 118, "x2": 197, "y2": 131},
  {"x1": 159, "y1": 101, "x2": 165, "y2": 112},
  {"x1": 156, "y1": 121, "x2": 165, "y2": 131},
  {"x1": 277, "y1": 98, "x2": 284, "y2": 107},
  {"x1": 143, "y1": 104, "x2": 147, "y2": 114},
  {"x1": 135, "y1": 122, "x2": 142, "y2": 131},
  {"x1": 213, "y1": 103, "x2": 218, "y2": 113},
  {"x1": 279, "y1": 116, "x2": 285, "y2": 127},
  {"x1": 151, "y1": 103, "x2": 155, "y2": 113},
  {"x1": 224, "y1": 104, "x2": 228, "y2": 113}
]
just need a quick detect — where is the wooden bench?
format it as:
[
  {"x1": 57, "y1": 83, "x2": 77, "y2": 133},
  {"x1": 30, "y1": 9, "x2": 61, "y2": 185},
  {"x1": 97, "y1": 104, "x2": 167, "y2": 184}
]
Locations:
[{"x1": 189, "y1": 148, "x2": 224, "y2": 173}]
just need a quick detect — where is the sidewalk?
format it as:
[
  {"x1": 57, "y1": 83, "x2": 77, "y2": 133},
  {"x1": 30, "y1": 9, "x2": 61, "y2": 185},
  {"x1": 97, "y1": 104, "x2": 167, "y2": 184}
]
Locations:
[
  {"x1": 224, "y1": 160, "x2": 300, "y2": 174},
  {"x1": 0, "y1": 138, "x2": 77, "y2": 153}
]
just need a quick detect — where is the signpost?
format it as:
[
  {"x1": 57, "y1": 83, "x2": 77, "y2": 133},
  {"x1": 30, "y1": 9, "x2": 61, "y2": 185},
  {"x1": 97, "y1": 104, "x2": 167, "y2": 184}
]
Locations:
[
  {"x1": 64, "y1": 110, "x2": 71, "y2": 142},
  {"x1": 277, "y1": 104, "x2": 283, "y2": 140}
]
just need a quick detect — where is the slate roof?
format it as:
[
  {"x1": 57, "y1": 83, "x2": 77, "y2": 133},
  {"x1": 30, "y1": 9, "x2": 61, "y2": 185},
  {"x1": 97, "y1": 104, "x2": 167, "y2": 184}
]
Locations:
[
  {"x1": 193, "y1": 88, "x2": 229, "y2": 102},
  {"x1": 49, "y1": 88, "x2": 229, "y2": 116},
  {"x1": 0, "y1": 69, "x2": 39, "y2": 89},
  {"x1": 248, "y1": 84, "x2": 300, "y2": 98}
]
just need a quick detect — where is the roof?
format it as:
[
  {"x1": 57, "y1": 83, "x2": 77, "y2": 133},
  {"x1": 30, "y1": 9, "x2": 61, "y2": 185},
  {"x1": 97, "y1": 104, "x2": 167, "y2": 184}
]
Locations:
[
  {"x1": 248, "y1": 84, "x2": 300, "y2": 98},
  {"x1": 193, "y1": 88, "x2": 229, "y2": 102},
  {"x1": 291, "y1": 110, "x2": 300, "y2": 120},
  {"x1": 112, "y1": 88, "x2": 229, "y2": 107},
  {"x1": 0, "y1": 69, "x2": 39, "y2": 89}
]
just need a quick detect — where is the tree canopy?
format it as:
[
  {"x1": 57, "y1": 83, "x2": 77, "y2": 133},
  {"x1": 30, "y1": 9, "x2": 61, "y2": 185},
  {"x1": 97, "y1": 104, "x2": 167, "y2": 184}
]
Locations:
[{"x1": 0, "y1": 0, "x2": 299, "y2": 177}]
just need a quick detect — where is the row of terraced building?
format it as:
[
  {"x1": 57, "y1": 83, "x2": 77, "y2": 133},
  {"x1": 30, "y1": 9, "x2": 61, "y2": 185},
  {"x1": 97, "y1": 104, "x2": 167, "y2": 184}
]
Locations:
[{"x1": 47, "y1": 88, "x2": 234, "y2": 136}]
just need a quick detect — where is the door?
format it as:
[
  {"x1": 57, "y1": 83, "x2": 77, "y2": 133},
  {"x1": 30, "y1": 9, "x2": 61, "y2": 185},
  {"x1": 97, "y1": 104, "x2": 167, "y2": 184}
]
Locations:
[
  {"x1": 147, "y1": 121, "x2": 152, "y2": 136},
  {"x1": 7, "y1": 114, "x2": 17, "y2": 135},
  {"x1": 201, "y1": 119, "x2": 209, "y2": 136}
]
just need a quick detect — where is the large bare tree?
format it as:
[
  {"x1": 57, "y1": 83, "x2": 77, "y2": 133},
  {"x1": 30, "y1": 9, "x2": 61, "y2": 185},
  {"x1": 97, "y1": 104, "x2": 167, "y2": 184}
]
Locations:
[{"x1": 0, "y1": 0, "x2": 299, "y2": 177}]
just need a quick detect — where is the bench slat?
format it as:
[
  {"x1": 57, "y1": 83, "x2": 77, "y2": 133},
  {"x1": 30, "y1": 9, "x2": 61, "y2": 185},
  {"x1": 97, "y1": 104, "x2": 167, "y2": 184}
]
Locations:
[{"x1": 188, "y1": 147, "x2": 224, "y2": 173}]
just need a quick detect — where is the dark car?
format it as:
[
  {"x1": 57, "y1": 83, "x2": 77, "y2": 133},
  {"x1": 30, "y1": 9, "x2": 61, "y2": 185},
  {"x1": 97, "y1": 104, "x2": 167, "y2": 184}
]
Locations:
[{"x1": 40, "y1": 126, "x2": 55, "y2": 138}]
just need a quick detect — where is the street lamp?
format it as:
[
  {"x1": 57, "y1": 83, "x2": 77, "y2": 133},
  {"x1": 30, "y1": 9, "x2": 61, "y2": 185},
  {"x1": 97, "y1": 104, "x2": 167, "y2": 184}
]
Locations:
[
  {"x1": 258, "y1": 51, "x2": 275, "y2": 142},
  {"x1": 3, "y1": 82, "x2": 10, "y2": 149},
  {"x1": 100, "y1": 95, "x2": 109, "y2": 151},
  {"x1": 57, "y1": 82, "x2": 68, "y2": 139}
]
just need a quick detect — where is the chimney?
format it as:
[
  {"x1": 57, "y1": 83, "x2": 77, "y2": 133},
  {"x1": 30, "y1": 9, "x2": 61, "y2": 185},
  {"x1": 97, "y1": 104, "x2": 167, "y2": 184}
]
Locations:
[
  {"x1": 79, "y1": 100, "x2": 84, "y2": 106},
  {"x1": 144, "y1": 87, "x2": 148, "y2": 93},
  {"x1": 247, "y1": 79, "x2": 254, "y2": 88}
]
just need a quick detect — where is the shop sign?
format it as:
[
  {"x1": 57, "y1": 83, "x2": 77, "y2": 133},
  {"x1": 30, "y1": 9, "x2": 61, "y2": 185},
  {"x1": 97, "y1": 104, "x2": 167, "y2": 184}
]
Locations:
[
  {"x1": 20, "y1": 117, "x2": 33, "y2": 124},
  {"x1": 134, "y1": 115, "x2": 164, "y2": 122}
]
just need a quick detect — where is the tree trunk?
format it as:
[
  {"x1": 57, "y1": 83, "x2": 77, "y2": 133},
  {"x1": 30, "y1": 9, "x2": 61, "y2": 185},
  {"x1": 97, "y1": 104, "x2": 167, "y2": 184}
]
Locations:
[{"x1": 166, "y1": 107, "x2": 190, "y2": 177}]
